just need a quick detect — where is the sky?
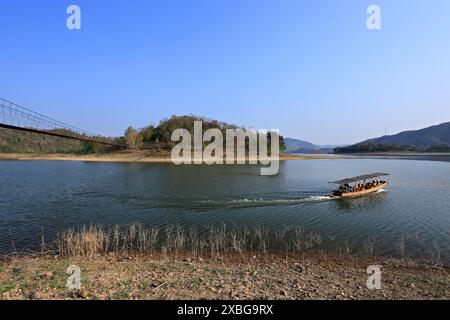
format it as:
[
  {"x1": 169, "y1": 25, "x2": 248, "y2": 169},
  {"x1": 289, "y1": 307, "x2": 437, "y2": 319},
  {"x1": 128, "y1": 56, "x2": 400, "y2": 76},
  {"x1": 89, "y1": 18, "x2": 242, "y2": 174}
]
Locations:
[{"x1": 1, "y1": 0, "x2": 450, "y2": 145}]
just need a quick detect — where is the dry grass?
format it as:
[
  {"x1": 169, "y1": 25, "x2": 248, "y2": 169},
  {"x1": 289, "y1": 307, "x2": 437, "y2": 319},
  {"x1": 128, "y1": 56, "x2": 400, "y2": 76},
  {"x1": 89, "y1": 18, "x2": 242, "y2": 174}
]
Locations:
[
  {"x1": 53, "y1": 223, "x2": 330, "y2": 259},
  {"x1": 398, "y1": 234, "x2": 406, "y2": 260},
  {"x1": 364, "y1": 237, "x2": 376, "y2": 256},
  {"x1": 22, "y1": 224, "x2": 446, "y2": 267}
]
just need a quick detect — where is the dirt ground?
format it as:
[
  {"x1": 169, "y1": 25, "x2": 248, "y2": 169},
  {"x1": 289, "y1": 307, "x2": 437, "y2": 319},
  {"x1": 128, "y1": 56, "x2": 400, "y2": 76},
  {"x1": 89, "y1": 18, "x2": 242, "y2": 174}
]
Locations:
[
  {"x1": 0, "y1": 151, "x2": 345, "y2": 163},
  {"x1": 1, "y1": 253, "x2": 448, "y2": 300}
]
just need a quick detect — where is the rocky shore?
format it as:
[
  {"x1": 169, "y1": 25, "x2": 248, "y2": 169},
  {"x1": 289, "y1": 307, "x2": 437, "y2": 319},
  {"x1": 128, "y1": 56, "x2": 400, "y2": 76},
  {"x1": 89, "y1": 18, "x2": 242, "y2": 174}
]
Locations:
[{"x1": 1, "y1": 253, "x2": 448, "y2": 300}]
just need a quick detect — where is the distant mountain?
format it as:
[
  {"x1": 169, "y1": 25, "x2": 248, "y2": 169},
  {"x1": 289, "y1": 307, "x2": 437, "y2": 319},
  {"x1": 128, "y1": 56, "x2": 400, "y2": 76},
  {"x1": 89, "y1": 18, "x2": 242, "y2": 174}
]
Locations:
[
  {"x1": 365, "y1": 122, "x2": 450, "y2": 146},
  {"x1": 335, "y1": 122, "x2": 450, "y2": 153},
  {"x1": 284, "y1": 138, "x2": 319, "y2": 153}
]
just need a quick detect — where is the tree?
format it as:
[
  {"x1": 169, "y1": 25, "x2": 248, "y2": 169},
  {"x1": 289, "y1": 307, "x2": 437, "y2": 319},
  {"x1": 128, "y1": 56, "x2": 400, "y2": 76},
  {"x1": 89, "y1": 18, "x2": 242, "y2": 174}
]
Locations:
[
  {"x1": 141, "y1": 125, "x2": 156, "y2": 143},
  {"x1": 124, "y1": 126, "x2": 139, "y2": 149}
]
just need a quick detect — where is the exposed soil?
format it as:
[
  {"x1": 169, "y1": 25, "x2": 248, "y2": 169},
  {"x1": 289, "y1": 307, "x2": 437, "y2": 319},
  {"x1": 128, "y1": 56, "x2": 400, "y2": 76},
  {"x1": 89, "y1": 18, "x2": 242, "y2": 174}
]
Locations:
[
  {"x1": 1, "y1": 253, "x2": 448, "y2": 300},
  {"x1": 0, "y1": 151, "x2": 345, "y2": 163}
]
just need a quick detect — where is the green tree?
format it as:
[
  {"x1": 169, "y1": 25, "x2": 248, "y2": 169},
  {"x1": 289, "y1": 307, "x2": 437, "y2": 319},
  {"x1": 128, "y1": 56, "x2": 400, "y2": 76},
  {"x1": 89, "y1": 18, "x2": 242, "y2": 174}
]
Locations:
[
  {"x1": 141, "y1": 125, "x2": 156, "y2": 143},
  {"x1": 124, "y1": 126, "x2": 139, "y2": 149}
]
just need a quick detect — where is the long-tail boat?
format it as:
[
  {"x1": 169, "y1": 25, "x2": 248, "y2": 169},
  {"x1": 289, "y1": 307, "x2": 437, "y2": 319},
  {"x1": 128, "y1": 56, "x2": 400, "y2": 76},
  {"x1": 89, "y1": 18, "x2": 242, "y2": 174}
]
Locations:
[{"x1": 330, "y1": 173, "x2": 389, "y2": 199}]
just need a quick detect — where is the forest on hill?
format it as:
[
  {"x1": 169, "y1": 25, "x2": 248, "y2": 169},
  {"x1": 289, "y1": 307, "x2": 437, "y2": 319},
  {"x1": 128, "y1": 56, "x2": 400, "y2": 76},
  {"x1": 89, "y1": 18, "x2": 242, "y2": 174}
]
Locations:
[{"x1": 0, "y1": 115, "x2": 285, "y2": 154}]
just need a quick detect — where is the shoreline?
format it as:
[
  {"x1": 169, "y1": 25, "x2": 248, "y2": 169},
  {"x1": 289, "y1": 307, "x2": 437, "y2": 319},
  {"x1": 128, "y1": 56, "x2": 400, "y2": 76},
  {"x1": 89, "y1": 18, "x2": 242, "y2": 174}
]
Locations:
[
  {"x1": 1, "y1": 252, "x2": 448, "y2": 300},
  {"x1": 335, "y1": 151, "x2": 450, "y2": 156},
  {"x1": 0, "y1": 152, "x2": 347, "y2": 163}
]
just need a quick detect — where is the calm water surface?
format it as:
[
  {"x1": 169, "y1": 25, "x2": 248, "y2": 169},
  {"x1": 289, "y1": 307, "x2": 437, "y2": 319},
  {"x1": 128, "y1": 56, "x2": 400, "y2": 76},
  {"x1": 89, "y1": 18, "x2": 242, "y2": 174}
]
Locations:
[{"x1": 1, "y1": 159, "x2": 449, "y2": 258}]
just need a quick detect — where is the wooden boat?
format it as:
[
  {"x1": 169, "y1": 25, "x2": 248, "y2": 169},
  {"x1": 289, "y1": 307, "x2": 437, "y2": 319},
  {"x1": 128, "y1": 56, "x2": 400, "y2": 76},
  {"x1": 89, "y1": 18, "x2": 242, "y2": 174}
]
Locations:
[{"x1": 330, "y1": 173, "x2": 389, "y2": 199}]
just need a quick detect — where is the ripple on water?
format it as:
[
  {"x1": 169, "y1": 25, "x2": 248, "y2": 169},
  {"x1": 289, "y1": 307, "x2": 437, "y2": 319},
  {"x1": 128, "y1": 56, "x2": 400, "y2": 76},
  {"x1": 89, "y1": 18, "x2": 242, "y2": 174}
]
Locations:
[{"x1": 0, "y1": 159, "x2": 449, "y2": 258}]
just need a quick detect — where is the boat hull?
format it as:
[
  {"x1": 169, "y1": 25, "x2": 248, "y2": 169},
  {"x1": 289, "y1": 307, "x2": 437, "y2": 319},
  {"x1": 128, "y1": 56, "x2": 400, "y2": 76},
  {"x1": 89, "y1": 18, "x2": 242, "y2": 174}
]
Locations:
[{"x1": 336, "y1": 182, "x2": 389, "y2": 199}]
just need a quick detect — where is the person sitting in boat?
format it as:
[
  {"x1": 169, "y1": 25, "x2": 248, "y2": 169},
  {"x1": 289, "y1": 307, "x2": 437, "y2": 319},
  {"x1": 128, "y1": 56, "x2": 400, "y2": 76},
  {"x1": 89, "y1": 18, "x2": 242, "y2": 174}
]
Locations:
[
  {"x1": 334, "y1": 183, "x2": 352, "y2": 195},
  {"x1": 345, "y1": 184, "x2": 352, "y2": 193}
]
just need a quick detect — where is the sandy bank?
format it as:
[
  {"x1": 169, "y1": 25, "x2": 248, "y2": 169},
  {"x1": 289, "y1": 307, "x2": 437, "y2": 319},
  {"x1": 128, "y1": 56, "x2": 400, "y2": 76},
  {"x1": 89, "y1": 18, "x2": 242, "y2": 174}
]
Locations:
[{"x1": 0, "y1": 152, "x2": 346, "y2": 163}]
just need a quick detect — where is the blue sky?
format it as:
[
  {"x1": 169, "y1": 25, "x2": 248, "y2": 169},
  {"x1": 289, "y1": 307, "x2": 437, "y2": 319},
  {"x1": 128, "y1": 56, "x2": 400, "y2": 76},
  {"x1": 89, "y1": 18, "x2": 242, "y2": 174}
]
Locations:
[{"x1": 1, "y1": 0, "x2": 450, "y2": 144}]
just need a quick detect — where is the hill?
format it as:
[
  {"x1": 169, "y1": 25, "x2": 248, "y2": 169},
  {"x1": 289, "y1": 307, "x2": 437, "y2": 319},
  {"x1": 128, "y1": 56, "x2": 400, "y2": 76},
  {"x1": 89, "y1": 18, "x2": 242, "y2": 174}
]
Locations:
[
  {"x1": 0, "y1": 127, "x2": 91, "y2": 154},
  {"x1": 1, "y1": 115, "x2": 286, "y2": 154},
  {"x1": 284, "y1": 138, "x2": 318, "y2": 153},
  {"x1": 123, "y1": 115, "x2": 286, "y2": 151},
  {"x1": 335, "y1": 122, "x2": 450, "y2": 153}
]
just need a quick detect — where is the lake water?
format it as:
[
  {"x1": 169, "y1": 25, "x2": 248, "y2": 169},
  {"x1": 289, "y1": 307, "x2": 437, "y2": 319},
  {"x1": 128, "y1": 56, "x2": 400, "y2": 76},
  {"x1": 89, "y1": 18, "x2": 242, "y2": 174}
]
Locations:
[{"x1": 1, "y1": 158, "x2": 449, "y2": 259}]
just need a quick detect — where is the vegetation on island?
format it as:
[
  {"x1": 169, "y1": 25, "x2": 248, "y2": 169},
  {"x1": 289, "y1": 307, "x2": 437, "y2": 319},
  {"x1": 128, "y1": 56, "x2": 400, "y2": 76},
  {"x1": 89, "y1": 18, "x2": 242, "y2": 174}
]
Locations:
[
  {"x1": 0, "y1": 115, "x2": 285, "y2": 155},
  {"x1": 121, "y1": 115, "x2": 285, "y2": 152}
]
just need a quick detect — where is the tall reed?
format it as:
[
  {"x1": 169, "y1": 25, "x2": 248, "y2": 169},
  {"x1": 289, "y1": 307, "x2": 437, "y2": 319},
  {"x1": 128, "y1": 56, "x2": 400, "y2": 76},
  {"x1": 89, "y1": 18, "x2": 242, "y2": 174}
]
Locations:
[
  {"x1": 54, "y1": 223, "x2": 326, "y2": 258},
  {"x1": 51, "y1": 223, "x2": 449, "y2": 265}
]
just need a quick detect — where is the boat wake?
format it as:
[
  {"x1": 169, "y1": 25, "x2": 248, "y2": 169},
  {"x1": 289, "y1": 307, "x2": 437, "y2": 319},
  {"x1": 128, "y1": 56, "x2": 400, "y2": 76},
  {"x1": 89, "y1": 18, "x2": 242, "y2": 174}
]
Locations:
[
  {"x1": 194, "y1": 195, "x2": 335, "y2": 209},
  {"x1": 160, "y1": 188, "x2": 390, "y2": 211}
]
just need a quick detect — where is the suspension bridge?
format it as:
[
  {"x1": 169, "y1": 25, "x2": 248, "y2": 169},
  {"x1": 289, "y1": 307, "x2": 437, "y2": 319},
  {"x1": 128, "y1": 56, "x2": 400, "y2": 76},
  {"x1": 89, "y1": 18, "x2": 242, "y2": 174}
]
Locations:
[{"x1": 0, "y1": 98, "x2": 125, "y2": 147}]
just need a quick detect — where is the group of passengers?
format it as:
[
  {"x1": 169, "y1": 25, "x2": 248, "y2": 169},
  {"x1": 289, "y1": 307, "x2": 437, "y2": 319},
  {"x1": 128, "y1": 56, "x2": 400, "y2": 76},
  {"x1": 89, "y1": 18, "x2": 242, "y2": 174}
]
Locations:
[{"x1": 338, "y1": 180, "x2": 385, "y2": 194}]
